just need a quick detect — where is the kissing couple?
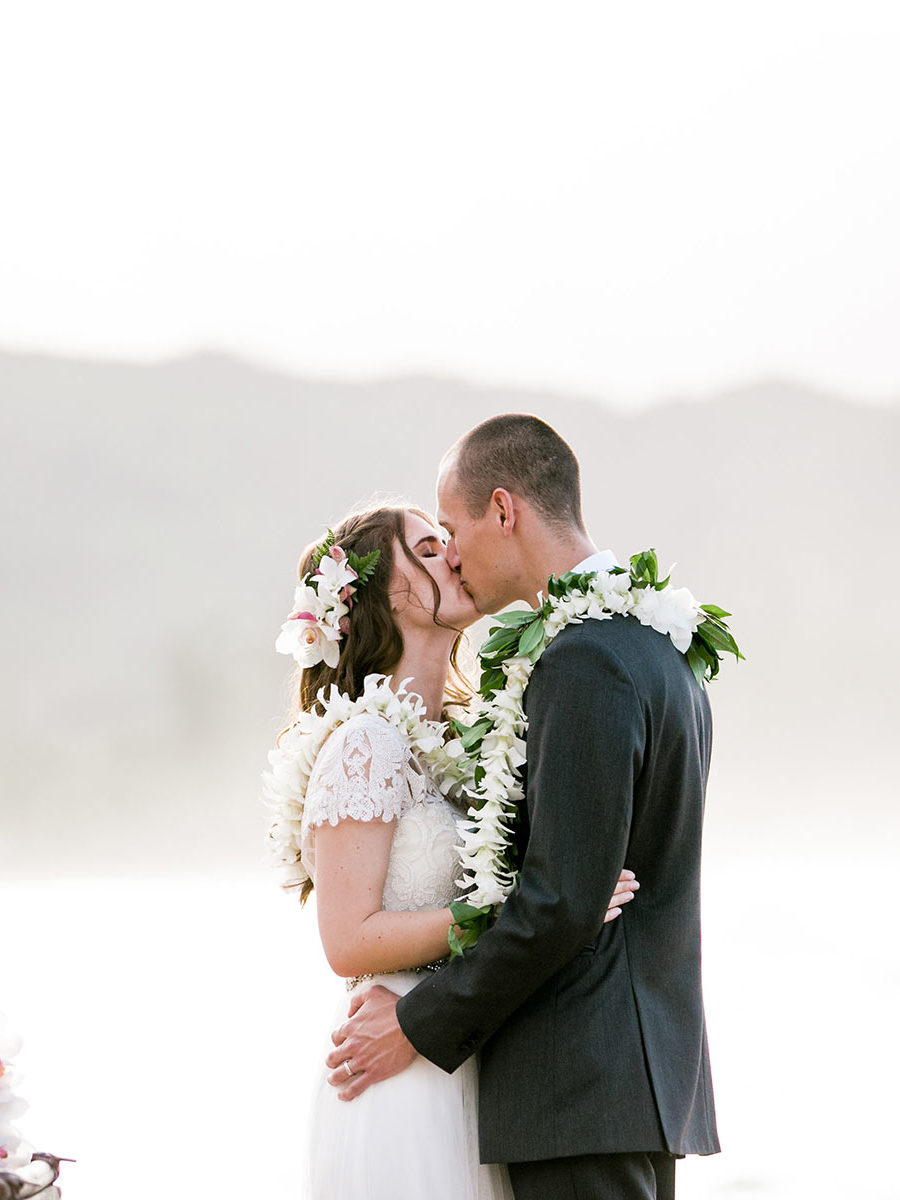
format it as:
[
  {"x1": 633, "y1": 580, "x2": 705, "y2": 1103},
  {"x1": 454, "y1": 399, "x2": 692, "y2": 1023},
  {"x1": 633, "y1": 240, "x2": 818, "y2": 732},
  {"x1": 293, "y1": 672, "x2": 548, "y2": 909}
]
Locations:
[{"x1": 264, "y1": 413, "x2": 725, "y2": 1200}]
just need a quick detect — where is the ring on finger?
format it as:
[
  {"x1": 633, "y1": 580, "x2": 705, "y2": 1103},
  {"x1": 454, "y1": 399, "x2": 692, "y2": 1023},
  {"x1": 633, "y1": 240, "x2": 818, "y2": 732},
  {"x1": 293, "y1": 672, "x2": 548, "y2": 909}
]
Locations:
[{"x1": 342, "y1": 1059, "x2": 354, "y2": 1079}]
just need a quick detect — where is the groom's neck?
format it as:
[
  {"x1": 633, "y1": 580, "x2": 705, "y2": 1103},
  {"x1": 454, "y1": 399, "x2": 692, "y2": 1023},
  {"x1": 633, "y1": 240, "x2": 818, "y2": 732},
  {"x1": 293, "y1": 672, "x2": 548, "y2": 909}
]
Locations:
[{"x1": 518, "y1": 526, "x2": 597, "y2": 607}]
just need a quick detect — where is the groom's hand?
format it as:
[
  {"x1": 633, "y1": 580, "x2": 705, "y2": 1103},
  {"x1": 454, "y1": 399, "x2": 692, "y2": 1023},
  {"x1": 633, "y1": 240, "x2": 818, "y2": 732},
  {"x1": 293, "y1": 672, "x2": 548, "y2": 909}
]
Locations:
[{"x1": 325, "y1": 984, "x2": 417, "y2": 1100}]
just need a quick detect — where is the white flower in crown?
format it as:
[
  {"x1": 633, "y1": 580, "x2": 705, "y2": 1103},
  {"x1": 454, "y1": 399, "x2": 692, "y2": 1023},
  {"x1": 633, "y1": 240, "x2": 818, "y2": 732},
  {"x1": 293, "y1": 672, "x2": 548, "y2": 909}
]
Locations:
[
  {"x1": 276, "y1": 613, "x2": 344, "y2": 669},
  {"x1": 316, "y1": 549, "x2": 359, "y2": 597},
  {"x1": 275, "y1": 537, "x2": 381, "y2": 670}
]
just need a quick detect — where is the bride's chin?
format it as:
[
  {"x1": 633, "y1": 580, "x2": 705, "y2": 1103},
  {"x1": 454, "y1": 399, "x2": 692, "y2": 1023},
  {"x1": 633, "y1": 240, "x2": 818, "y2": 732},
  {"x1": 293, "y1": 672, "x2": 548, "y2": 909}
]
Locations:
[
  {"x1": 456, "y1": 599, "x2": 483, "y2": 628},
  {"x1": 438, "y1": 605, "x2": 480, "y2": 632}
]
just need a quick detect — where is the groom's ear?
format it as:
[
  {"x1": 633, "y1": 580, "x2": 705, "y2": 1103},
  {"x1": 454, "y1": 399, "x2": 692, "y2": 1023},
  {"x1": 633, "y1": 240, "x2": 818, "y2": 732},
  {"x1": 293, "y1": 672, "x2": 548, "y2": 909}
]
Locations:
[{"x1": 490, "y1": 488, "x2": 517, "y2": 535}]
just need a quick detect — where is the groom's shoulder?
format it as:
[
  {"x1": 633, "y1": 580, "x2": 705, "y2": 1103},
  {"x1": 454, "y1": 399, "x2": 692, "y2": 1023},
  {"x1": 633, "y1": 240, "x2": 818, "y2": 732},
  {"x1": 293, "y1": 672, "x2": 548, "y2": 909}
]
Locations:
[
  {"x1": 542, "y1": 613, "x2": 641, "y2": 659},
  {"x1": 535, "y1": 615, "x2": 637, "y2": 682},
  {"x1": 538, "y1": 613, "x2": 679, "y2": 683}
]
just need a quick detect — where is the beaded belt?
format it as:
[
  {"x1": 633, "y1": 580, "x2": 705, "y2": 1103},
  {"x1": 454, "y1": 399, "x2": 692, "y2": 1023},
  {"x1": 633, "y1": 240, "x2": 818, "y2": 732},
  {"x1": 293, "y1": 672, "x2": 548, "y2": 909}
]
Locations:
[{"x1": 345, "y1": 957, "x2": 448, "y2": 992}]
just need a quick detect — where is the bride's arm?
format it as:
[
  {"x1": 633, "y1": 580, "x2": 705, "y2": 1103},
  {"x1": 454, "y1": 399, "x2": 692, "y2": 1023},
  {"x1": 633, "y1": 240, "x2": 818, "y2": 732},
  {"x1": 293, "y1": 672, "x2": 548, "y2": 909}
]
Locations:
[
  {"x1": 314, "y1": 817, "x2": 639, "y2": 978},
  {"x1": 314, "y1": 816, "x2": 454, "y2": 977}
]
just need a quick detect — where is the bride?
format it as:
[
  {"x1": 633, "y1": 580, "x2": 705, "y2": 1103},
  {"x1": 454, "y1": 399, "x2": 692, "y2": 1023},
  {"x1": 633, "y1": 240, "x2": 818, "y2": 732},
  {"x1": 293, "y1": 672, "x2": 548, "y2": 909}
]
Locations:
[{"x1": 264, "y1": 503, "x2": 638, "y2": 1200}]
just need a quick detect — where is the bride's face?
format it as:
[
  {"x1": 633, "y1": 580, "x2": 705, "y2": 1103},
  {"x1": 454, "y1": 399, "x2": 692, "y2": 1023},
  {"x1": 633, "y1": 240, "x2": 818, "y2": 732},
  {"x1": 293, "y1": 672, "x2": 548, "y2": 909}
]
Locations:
[{"x1": 389, "y1": 512, "x2": 480, "y2": 633}]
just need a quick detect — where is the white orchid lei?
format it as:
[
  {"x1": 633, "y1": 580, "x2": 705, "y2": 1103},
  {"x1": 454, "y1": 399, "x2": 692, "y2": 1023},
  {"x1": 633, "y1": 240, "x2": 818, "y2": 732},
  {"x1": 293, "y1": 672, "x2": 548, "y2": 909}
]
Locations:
[
  {"x1": 275, "y1": 532, "x2": 381, "y2": 670},
  {"x1": 262, "y1": 674, "x2": 471, "y2": 892},
  {"x1": 444, "y1": 550, "x2": 742, "y2": 955}
]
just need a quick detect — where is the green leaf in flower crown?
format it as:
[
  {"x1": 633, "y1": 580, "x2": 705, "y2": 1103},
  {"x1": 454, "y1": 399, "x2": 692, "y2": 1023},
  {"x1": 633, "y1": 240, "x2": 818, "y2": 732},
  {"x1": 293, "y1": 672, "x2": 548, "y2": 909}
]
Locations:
[
  {"x1": 312, "y1": 530, "x2": 336, "y2": 567},
  {"x1": 348, "y1": 548, "x2": 381, "y2": 583},
  {"x1": 518, "y1": 618, "x2": 547, "y2": 657}
]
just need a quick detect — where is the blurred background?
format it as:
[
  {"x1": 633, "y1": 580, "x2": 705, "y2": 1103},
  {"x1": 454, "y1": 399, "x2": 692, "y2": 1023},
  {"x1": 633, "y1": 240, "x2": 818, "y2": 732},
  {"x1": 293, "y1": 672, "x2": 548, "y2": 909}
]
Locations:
[{"x1": 1, "y1": 4, "x2": 898, "y2": 1198}]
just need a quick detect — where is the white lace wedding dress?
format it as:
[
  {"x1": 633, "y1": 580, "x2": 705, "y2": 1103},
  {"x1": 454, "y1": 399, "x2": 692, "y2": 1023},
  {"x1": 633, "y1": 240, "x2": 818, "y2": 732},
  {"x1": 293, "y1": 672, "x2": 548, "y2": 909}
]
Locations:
[{"x1": 300, "y1": 712, "x2": 513, "y2": 1200}]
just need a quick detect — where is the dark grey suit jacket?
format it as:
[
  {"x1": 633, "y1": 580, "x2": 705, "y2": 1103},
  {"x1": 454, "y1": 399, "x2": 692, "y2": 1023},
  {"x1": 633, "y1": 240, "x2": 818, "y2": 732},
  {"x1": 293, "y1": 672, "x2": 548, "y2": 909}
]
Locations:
[{"x1": 396, "y1": 614, "x2": 720, "y2": 1164}]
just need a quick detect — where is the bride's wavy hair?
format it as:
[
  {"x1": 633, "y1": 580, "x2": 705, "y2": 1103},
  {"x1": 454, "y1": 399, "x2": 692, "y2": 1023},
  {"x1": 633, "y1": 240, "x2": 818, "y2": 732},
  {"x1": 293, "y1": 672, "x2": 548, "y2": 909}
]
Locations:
[{"x1": 278, "y1": 503, "x2": 472, "y2": 903}]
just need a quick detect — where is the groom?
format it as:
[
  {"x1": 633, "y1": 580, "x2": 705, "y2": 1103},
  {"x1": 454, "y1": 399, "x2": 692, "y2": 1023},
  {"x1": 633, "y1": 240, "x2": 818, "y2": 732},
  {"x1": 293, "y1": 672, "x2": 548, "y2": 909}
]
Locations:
[{"x1": 327, "y1": 414, "x2": 719, "y2": 1198}]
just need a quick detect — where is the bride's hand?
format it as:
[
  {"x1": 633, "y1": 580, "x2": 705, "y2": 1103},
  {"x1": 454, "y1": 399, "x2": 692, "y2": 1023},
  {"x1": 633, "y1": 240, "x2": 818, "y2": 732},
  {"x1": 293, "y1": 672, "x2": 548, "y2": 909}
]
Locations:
[{"x1": 604, "y1": 868, "x2": 639, "y2": 923}]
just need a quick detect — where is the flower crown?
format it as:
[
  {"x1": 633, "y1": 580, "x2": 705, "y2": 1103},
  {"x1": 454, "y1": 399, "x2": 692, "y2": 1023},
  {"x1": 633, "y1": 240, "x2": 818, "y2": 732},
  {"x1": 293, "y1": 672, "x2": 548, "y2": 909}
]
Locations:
[{"x1": 275, "y1": 532, "x2": 381, "y2": 669}]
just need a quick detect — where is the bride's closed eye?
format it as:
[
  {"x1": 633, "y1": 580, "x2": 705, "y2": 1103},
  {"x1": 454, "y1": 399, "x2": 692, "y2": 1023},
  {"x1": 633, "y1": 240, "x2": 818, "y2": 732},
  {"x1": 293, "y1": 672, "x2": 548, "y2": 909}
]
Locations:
[{"x1": 414, "y1": 535, "x2": 445, "y2": 559}]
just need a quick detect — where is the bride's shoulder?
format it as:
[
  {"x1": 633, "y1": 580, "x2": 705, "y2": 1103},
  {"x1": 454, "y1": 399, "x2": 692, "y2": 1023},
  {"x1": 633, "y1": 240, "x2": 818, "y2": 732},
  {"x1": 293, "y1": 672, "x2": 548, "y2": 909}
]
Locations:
[
  {"x1": 304, "y1": 713, "x2": 413, "y2": 829},
  {"x1": 329, "y1": 710, "x2": 409, "y2": 749},
  {"x1": 313, "y1": 712, "x2": 411, "y2": 776}
]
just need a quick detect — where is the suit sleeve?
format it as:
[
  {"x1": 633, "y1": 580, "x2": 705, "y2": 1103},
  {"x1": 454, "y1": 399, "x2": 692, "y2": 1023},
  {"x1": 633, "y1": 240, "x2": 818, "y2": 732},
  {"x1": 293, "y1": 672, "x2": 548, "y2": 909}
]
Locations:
[{"x1": 396, "y1": 626, "x2": 645, "y2": 1073}]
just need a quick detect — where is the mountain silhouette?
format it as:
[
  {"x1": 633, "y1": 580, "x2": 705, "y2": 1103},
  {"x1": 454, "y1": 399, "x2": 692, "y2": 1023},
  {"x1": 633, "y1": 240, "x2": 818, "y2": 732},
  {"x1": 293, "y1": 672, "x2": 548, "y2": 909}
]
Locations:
[{"x1": 2, "y1": 350, "x2": 896, "y2": 875}]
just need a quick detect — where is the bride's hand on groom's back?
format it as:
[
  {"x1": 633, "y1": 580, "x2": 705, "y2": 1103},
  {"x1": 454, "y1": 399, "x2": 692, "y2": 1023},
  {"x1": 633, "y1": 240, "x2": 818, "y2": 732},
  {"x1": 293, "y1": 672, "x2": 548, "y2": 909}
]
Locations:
[{"x1": 604, "y1": 869, "x2": 639, "y2": 923}]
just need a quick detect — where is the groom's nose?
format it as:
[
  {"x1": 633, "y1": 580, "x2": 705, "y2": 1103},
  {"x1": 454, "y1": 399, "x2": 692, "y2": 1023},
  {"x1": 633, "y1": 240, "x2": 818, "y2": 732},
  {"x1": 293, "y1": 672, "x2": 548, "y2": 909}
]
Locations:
[{"x1": 445, "y1": 537, "x2": 461, "y2": 571}]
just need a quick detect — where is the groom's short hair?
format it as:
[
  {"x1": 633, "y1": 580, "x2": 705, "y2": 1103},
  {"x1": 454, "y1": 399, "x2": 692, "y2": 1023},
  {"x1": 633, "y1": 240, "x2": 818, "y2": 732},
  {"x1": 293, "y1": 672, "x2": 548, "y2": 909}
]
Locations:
[{"x1": 446, "y1": 414, "x2": 585, "y2": 530}]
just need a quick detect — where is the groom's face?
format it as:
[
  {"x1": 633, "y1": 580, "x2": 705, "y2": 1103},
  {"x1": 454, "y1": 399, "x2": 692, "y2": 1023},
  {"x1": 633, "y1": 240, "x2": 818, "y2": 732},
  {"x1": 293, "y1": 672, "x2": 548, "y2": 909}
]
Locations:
[{"x1": 436, "y1": 469, "x2": 516, "y2": 615}]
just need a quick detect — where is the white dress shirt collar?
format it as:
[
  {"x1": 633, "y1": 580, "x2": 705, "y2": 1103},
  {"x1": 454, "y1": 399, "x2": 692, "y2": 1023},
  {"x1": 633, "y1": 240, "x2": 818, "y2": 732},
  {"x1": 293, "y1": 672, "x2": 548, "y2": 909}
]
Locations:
[{"x1": 570, "y1": 549, "x2": 619, "y2": 574}]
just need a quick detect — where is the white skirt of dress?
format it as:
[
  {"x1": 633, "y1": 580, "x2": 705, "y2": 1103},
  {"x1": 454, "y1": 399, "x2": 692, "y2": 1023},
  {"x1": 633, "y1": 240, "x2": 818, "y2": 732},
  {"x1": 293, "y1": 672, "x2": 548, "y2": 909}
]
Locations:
[{"x1": 303, "y1": 971, "x2": 513, "y2": 1200}]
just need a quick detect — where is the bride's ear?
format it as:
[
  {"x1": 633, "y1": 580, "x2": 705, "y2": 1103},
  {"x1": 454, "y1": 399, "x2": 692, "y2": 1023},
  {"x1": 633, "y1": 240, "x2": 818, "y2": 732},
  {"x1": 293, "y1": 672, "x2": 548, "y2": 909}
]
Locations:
[{"x1": 490, "y1": 488, "x2": 517, "y2": 535}]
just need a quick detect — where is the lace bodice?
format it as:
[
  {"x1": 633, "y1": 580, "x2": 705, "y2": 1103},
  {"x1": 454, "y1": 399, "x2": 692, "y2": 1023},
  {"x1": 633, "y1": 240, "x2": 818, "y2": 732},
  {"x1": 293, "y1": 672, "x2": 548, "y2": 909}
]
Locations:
[{"x1": 301, "y1": 713, "x2": 463, "y2": 912}]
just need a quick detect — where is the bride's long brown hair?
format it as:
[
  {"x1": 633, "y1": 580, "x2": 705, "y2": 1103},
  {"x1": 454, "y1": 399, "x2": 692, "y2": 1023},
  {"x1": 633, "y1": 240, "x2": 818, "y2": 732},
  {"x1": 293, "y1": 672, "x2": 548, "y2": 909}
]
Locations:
[{"x1": 278, "y1": 503, "x2": 471, "y2": 903}]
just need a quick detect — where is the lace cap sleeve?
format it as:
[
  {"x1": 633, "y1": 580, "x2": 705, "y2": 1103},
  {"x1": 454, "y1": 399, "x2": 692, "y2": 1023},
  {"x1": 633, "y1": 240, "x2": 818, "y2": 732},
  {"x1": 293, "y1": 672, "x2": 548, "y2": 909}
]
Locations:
[{"x1": 303, "y1": 714, "x2": 411, "y2": 830}]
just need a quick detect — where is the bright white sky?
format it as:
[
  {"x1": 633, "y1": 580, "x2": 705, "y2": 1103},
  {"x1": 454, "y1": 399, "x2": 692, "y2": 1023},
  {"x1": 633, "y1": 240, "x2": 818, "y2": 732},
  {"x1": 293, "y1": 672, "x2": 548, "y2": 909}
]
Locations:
[{"x1": 1, "y1": 1, "x2": 899, "y2": 405}]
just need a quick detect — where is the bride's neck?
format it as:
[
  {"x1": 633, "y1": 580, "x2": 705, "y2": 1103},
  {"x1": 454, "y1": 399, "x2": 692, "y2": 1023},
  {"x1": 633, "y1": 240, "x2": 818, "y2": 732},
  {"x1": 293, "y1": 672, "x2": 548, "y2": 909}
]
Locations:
[{"x1": 391, "y1": 629, "x2": 457, "y2": 721}]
